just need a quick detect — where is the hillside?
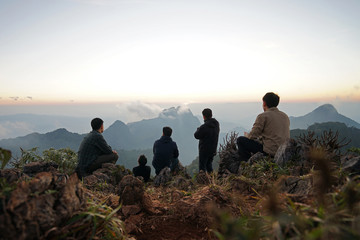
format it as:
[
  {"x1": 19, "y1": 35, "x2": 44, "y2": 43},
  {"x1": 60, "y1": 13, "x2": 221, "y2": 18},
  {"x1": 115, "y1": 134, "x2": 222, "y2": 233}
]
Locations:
[
  {"x1": 291, "y1": 122, "x2": 360, "y2": 151},
  {"x1": 0, "y1": 128, "x2": 85, "y2": 158},
  {"x1": 289, "y1": 104, "x2": 360, "y2": 129},
  {"x1": 2, "y1": 128, "x2": 360, "y2": 239}
]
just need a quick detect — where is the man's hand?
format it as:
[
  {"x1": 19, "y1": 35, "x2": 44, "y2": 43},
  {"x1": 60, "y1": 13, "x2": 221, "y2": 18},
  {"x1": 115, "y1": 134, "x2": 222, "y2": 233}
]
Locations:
[
  {"x1": 113, "y1": 150, "x2": 118, "y2": 154},
  {"x1": 244, "y1": 132, "x2": 249, "y2": 137}
]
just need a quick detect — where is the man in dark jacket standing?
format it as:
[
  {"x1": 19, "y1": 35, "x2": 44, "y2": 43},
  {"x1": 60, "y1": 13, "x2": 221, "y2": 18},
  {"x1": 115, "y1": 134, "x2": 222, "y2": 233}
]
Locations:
[
  {"x1": 76, "y1": 118, "x2": 118, "y2": 179},
  {"x1": 194, "y1": 108, "x2": 220, "y2": 173},
  {"x1": 152, "y1": 126, "x2": 179, "y2": 175}
]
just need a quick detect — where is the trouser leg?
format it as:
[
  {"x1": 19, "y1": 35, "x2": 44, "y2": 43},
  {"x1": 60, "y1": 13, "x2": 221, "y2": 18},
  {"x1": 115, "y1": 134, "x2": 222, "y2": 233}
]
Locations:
[
  {"x1": 236, "y1": 136, "x2": 263, "y2": 162},
  {"x1": 87, "y1": 152, "x2": 118, "y2": 174},
  {"x1": 206, "y1": 155, "x2": 214, "y2": 173},
  {"x1": 199, "y1": 152, "x2": 213, "y2": 173},
  {"x1": 199, "y1": 152, "x2": 207, "y2": 172}
]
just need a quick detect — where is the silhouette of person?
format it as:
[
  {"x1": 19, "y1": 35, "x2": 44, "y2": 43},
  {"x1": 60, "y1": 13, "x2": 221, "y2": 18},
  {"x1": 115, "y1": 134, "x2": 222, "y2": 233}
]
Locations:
[
  {"x1": 133, "y1": 154, "x2": 151, "y2": 182},
  {"x1": 237, "y1": 92, "x2": 290, "y2": 161},
  {"x1": 194, "y1": 108, "x2": 220, "y2": 173},
  {"x1": 76, "y1": 118, "x2": 118, "y2": 179},
  {"x1": 152, "y1": 126, "x2": 179, "y2": 175}
]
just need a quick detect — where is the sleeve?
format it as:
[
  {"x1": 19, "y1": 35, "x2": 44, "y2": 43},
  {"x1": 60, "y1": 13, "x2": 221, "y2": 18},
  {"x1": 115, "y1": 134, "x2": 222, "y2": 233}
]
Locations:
[
  {"x1": 173, "y1": 142, "x2": 179, "y2": 158},
  {"x1": 247, "y1": 114, "x2": 266, "y2": 140},
  {"x1": 94, "y1": 134, "x2": 113, "y2": 154},
  {"x1": 194, "y1": 125, "x2": 206, "y2": 139},
  {"x1": 153, "y1": 141, "x2": 157, "y2": 155}
]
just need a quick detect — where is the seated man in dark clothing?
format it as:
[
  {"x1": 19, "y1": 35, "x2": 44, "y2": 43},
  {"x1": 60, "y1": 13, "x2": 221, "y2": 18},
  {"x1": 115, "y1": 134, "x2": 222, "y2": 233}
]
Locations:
[
  {"x1": 76, "y1": 118, "x2": 118, "y2": 179},
  {"x1": 133, "y1": 154, "x2": 151, "y2": 182},
  {"x1": 152, "y1": 126, "x2": 179, "y2": 175}
]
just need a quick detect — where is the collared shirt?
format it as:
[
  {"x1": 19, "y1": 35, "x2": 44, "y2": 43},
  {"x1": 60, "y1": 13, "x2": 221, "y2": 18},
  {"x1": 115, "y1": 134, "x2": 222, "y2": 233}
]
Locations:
[{"x1": 248, "y1": 107, "x2": 290, "y2": 156}]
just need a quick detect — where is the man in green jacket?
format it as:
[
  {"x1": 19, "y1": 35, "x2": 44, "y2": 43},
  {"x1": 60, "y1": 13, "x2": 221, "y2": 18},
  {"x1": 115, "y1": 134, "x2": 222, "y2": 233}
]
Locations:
[
  {"x1": 76, "y1": 118, "x2": 118, "y2": 179},
  {"x1": 237, "y1": 92, "x2": 290, "y2": 161}
]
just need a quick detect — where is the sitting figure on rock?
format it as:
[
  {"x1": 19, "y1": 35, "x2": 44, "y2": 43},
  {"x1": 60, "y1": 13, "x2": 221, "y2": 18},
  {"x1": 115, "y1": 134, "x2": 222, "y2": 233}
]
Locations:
[
  {"x1": 76, "y1": 118, "x2": 118, "y2": 179},
  {"x1": 133, "y1": 154, "x2": 151, "y2": 182},
  {"x1": 237, "y1": 92, "x2": 290, "y2": 162},
  {"x1": 152, "y1": 126, "x2": 179, "y2": 175}
]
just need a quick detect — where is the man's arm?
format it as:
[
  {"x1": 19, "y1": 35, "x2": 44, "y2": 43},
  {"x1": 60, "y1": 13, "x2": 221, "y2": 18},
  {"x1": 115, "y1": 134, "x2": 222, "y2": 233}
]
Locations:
[
  {"x1": 173, "y1": 142, "x2": 179, "y2": 158},
  {"x1": 194, "y1": 125, "x2": 205, "y2": 139},
  {"x1": 247, "y1": 114, "x2": 265, "y2": 140}
]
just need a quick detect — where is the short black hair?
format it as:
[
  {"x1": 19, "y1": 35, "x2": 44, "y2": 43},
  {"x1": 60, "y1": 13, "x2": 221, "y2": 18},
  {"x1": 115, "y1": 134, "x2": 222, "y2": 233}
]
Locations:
[
  {"x1": 163, "y1": 126, "x2": 172, "y2": 137},
  {"x1": 91, "y1": 118, "x2": 104, "y2": 131},
  {"x1": 262, "y1": 92, "x2": 280, "y2": 108},
  {"x1": 138, "y1": 155, "x2": 147, "y2": 166},
  {"x1": 202, "y1": 108, "x2": 212, "y2": 119}
]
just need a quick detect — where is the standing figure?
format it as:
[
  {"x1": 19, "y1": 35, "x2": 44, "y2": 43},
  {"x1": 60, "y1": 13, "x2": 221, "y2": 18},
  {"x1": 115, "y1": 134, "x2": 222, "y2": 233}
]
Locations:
[
  {"x1": 194, "y1": 108, "x2": 220, "y2": 173},
  {"x1": 237, "y1": 92, "x2": 290, "y2": 161},
  {"x1": 76, "y1": 118, "x2": 118, "y2": 179},
  {"x1": 152, "y1": 126, "x2": 179, "y2": 175}
]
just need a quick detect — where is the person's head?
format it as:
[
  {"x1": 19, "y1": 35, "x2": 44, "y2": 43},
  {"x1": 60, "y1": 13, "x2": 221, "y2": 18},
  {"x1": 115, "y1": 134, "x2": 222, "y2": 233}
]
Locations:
[
  {"x1": 262, "y1": 92, "x2": 280, "y2": 110},
  {"x1": 202, "y1": 108, "x2": 212, "y2": 120},
  {"x1": 162, "y1": 126, "x2": 172, "y2": 137},
  {"x1": 91, "y1": 118, "x2": 104, "y2": 132},
  {"x1": 138, "y1": 155, "x2": 147, "y2": 166}
]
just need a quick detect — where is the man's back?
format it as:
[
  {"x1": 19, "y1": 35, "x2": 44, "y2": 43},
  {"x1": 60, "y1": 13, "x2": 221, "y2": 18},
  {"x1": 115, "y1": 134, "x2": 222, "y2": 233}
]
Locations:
[
  {"x1": 248, "y1": 107, "x2": 290, "y2": 155},
  {"x1": 133, "y1": 165, "x2": 151, "y2": 182},
  {"x1": 194, "y1": 118, "x2": 220, "y2": 155},
  {"x1": 152, "y1": 136, "x2": 179, "y2": 174},
  {"x1": 78, "y1": 130, "x2": 112, "y2": 168}
]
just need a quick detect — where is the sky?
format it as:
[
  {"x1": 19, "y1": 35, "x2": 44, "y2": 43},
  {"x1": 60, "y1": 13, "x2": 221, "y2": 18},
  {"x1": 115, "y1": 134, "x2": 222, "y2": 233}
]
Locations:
[{"x1": 0, "y1": 0, "x2": 359, "y2": 105}]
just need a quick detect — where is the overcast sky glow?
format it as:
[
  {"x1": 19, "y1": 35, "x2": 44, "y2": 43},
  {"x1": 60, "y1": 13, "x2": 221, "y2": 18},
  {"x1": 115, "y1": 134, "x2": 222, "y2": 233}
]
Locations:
[{"x1": 0, "y1": 0, "x2": 359, "y2": 104}]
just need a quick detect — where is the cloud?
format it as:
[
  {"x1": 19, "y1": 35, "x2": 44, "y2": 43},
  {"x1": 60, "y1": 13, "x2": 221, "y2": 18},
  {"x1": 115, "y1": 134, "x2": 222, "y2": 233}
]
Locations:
[
  {"x1": 9, "y1": 96, "x2": 19, "y2": 101},
  {"x1": 0, "y1": 121, "x2": 33, "y2": 139},
  {"x1": 26, "y1": 96, "x2": 33, "y2": 100},
  {"x1": 354, "y1": 85, "x2": 360, "y2": 91},
  {"x1": 116, "y1": 101, "x2": 163, "y2": 123}
]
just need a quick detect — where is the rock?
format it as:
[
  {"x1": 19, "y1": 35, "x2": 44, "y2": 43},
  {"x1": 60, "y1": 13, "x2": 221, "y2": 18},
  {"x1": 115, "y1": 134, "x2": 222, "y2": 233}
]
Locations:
[
  {"x1": 83, "y1": 163, "x2": 130, "y2": 193},
  {"x1": 172, "y1": 176, "x2": 193, "y2": 191},
  {"x1": 122, "y1": 204, "x2": 142, "y2": 217},
  {"x1": 342, "y1": 156, "x2": 360, "y2": 176},
  {"x1": 274, "y1": 139, "x2": 301, "y2": 167},
  {"x1": 278, "y1": 175, "x2": 313, "y2": 196},
  {"x1": 172, "y1": 162, "x2": 191, "y2": 179},
  {"x1": 0, "y1": 168, "x2": 23, "y2": 183},
  {"x1": 0, "y1": 172, "x2": 84, "y2": 240},
  {"x1": 154, "y1": 167, "x2": 171, "y2": 187},
  {"x1": 118, "y1": 175, "x2": 144, "y2": 205},
  {"x1": 23, "y1": 162, "x2": 58, "y2": 176},
  {"x1": 124, "y1": 213, "x2": 144, "y2": 234},
  {"x1": 248, "y1": 152, "x2": 265, "y2": 165},
  {"x1": 218, "y1": 149, "x2": 241, "y2": 175}
]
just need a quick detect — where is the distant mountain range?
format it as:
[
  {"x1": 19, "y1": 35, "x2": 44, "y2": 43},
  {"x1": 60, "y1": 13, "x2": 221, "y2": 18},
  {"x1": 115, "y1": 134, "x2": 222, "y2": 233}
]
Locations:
[
  {"x1": 289, "y1": 104, "x2": 360, "y2": 129},
  {"x1": 1, "y1": 104, "x2": 360, "y2": 166},
  {"x1": 0, "y1": 106, "x2": 201, "y2": 165}
]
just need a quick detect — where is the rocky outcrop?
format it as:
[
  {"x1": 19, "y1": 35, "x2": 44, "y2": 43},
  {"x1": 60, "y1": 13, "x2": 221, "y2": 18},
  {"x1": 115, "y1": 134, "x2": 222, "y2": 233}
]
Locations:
[
  {"x1": 341, "y1": 155, "x2": 360, "y2": 176},
  {"x1": 23, "y1": 162, "x2": 59, "y2": 176},
  {"x1": 153, "y1": 167, "x2": 172, "y2": 187},
  {"x1": 274, "y1": 138, "x2": 304, "y2": 167},
  {"x1": 83, "y1": 163, "x2": 130, "y2": 193},
  {"x1": 0, "y1": 172, "x2": 84, "y2": 240},
  {"x1": 118, "y1": 175, "x2": 145, "y2": 206}
]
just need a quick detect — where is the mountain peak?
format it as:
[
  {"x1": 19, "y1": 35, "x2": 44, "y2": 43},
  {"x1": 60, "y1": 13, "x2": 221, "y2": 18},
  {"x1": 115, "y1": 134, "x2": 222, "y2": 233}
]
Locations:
[{"x1": 313, "y1": 104, "x2": 338, "y2": 115}]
